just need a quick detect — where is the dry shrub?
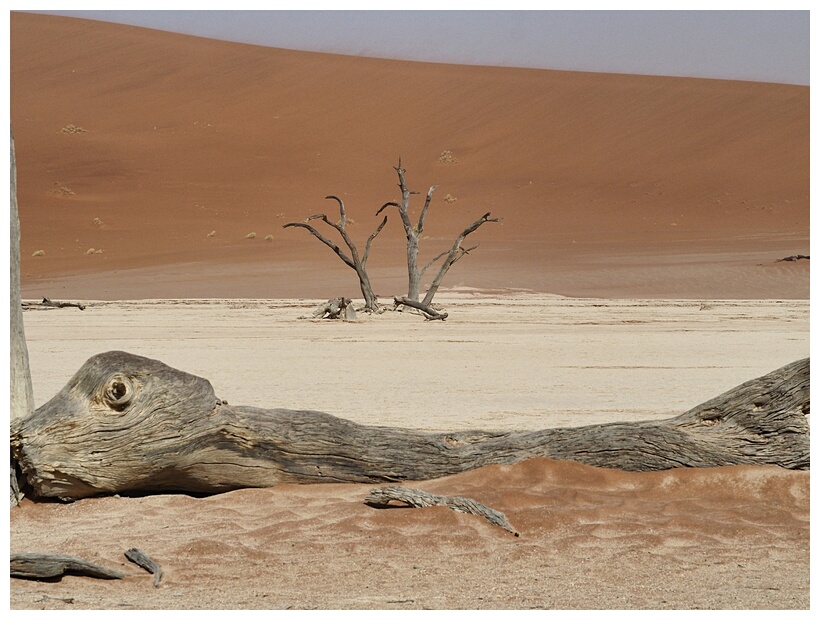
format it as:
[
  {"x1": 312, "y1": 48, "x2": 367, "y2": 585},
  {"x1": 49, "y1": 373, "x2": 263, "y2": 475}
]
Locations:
[
  {"x1": 51, "y1": 185, "x2": 75, "y2": 197},
  {"x1": 437, "y1": 150, "x2": 458, "y2": 164},
  {"x1": 92, "y1": 218, "x2": 103, "y2": 227},
  {"x1": 444, "y1": 193, "x2": 457, "y2": 203},
  {"x1": 31, "y1": 250, "x2": 45, "y2": 257},
  {"x1": 207, "y1": 230, "x2": 216, "y2": 238},
  {"x1": 61, "y1": 124, "x2": 87, "y2": 135},
  {"x1": 245, "y1": 232, "x2": 257, "y2": 239},
  {"x1": 264, "y1": 234, "x2": 273, "y2": 242}
]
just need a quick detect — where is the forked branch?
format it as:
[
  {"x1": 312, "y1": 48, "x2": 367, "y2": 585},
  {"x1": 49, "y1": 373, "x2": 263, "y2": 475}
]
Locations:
[
  {"x1": 283, "y1": 221, "x2": 356, "y2": 270},
  {"x1": 421, "y1": 213, "x2": 501, "y2": 306}
]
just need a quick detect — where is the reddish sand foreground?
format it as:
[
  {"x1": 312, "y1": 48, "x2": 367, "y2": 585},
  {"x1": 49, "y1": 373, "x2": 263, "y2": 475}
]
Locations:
[{"x1": 10, "y1": 12, "x2": 809, "y2": 300}]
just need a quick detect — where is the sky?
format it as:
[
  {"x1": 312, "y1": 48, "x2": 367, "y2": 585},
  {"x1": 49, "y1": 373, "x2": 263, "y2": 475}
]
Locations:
[{"x1": 30, "y1": 9, "x2": 810, "y2": 86}]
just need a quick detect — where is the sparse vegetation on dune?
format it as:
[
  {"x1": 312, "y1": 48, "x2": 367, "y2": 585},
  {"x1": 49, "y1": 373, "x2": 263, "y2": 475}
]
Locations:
[
  {"x1": 60, "y1": 124, "x2": 86, "y2": 135},
  {"x1": 437, "y1": 150, "x2": 457, "y2": 164}
]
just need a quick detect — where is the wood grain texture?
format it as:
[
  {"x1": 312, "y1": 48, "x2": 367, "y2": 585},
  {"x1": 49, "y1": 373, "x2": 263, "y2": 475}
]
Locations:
[
  {"x1": 11, "y1": 352, "x2": 809, "y2": 501},
  {"x1": 365, "y1": 486, "x2": 519, "y2": 536},
  {"x1": 10, "y1": 553, "x2": 124, "y2": 580},
  {"x1": 125, "y1": 548, "x2": 162, "y2": 587}
]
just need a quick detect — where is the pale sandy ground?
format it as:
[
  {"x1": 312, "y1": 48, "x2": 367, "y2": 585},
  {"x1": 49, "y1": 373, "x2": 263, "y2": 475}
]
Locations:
[{"x1": 10, "y1": 293, "x2": 810, "y2": 610}]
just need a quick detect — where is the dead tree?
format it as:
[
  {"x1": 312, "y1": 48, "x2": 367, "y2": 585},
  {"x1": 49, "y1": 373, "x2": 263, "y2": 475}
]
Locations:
[
  {"x1": 284, "y1": 196, "x2": 387, "y2": 312},
  {"x1": 10, "y1": 129, "x2": 34, "y2": 507},
  {"x1": 376, "y1": 160, "x2": 500, "y2": 310},
  {"x1": 11, "y1": 351, "x2": 809, "y2": 501}
]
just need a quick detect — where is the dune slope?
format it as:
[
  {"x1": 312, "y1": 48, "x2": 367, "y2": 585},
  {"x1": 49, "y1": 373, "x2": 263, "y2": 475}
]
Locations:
[{"x1": 10, "y1": 12, "x2": 809, "y2": 300}]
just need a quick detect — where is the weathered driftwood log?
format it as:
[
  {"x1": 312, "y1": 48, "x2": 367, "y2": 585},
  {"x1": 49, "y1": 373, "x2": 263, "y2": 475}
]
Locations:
[
  {"x1": 10, "y1": 352, "x2": 809, "y2": 501},
  {"x1": 365, "y1": 486, "x2": 519, "y2": 536},
  {"x1": 10, "y1": 553, "x2": 125, "y2": 580},
  {"x1": 21, "y1": 297, "x2": 86, "y2": 311},
  {"x1": 311, "y1": 297, "x2": 357, "y2": 320},
  {"x1": 125, "y1": 548, "x2": 163, "y2": 587},
  {"x1": 777, "y1": 254, "x2": 809, "y2": 262}
]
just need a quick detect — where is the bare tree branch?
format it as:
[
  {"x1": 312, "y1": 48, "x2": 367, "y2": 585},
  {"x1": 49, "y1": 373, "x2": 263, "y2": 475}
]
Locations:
[
  {"x1": 421, "y1": 213, "x2": 501, "y2": 307},
  {"x1": 365, "y1": 486, "x2": 519, "y2": 536},
  {"x1": 363, "y1": 215, "x2": 388, "y2": 268},
  {"x1": 375, "y1": 201, "x2": 401, "y2": 216},
  {"x1": 283, "y1": 222, "x2": 356, "y2": 270},
  {"x1": 298, "y1": 207, "x2": 365, "y2": 275},
  {"x1": 417, "y1": 184, "x2": 438, "y2": 234},
  {"x1": 449, "y1": 243, "x2": 480, "y2": 267},
  {"x1": 324, "y1": 195, "x2": 347, "y2": 228},
  {"x1": 306, "y1": 212, "x2": 344, "y2": 236},
  {"x1": 420, "y1": 250, "x2": 449, "y2": 276}
]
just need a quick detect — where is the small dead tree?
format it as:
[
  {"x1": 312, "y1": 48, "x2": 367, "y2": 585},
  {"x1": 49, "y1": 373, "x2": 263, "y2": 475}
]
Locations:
[
  {"x1": 376, "y1": 160, "x2": 499, "y2": 311},
  {"x1": 284, "y1": 196, "x2": 387, "y2": 312}
]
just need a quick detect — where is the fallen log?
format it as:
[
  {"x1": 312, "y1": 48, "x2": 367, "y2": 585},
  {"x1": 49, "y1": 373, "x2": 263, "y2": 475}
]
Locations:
[
  {"x1": 776, "y1": 254, "x2": 809, "y2": 262},
  {"x1": 10, "y1": 553, "x2": 124, "y2": 581},
  {"x1": 22, "y1": 297, "x2": 86, "y2": 311},
  {"x1": 10, "y1": 352, "x2": 809, "y2": 501}
]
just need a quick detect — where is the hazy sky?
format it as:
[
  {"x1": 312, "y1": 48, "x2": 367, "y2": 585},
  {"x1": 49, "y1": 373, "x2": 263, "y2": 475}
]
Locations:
[{"x1": 32, "y1": 10, "x2": 810, "y2": 85}]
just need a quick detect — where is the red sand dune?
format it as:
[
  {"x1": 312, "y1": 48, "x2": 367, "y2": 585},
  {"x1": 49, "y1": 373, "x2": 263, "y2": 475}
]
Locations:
[{"x1": 10, "y1": 12, "x2": 809, "y2": 300}]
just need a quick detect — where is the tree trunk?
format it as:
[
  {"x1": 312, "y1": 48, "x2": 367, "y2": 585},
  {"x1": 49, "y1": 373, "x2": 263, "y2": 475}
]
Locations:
[
  {"x1": 378, "y1": 162, "x2": 496, "y2": 307},
  {"x1": 396, "y1": 163, "x2": 422, "y2": 302},
  {"x1": 406, "y1": 231, "x2": 421, "y2": 302},
  {"x1": 354, "y1": 264, "x2": 379, "y2": 312},
  {"x1": 10, "y1": 130, "x2": 34, "y2": 507},
  {"x1": 11, "y1": 352, "x2": 809, "y2": 501}
]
